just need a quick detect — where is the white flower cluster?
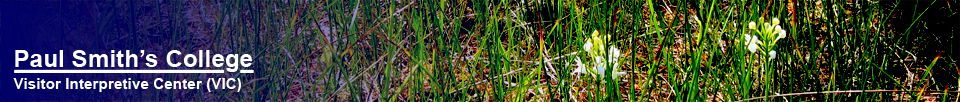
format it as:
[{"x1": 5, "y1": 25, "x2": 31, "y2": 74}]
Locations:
[
  {"x1": 574, "y1": 30, "x2": 626, "y2": 80},
  {"x1": 745, "y1": 18, "x2": 787, "y2": 59}
]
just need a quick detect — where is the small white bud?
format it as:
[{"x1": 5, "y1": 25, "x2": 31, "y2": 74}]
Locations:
[
  {"x1": 609, "y1": 46, "x2": 621, "y2": 58},
  {"x1": 748, "y1": 22, "x2": 757, "y2": 30},
  {"x1": 775, "y1": 25, "x2": 784, "y2": 39},
  {"x1": 772, "y1": 18, "x2": 780, "y2": 25},
  {"x1": 768, "y1": 51, "x2": 777, "y2": 59},
  {"x1": 573, "y1": 57, "x2": 586, "y2": 74},
  {"x1": 775, "y1": 25, "x2": 783, "y2": 32},
  {"x1": 779, "y1": 30, "x2": 787, "y2": 40},
  {"x1": 764, "y1": 23, "x2": 773, "y2": 33}
]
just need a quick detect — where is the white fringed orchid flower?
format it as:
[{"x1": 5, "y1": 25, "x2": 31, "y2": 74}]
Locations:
[
  {"x1": 778, "y1": 29, "x2": 787, "y2": 41},
  {"x1": 573, "y1": 56, "x2": 587, "y2": 74}
]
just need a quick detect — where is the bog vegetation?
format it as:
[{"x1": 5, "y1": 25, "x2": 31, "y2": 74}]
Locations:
[
  {"x1": 79, "y1": 0, "x2": 957, "y2": 101},
  {"x1": 296, "y1": 0, "x2": 957, "y2": 101}
]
